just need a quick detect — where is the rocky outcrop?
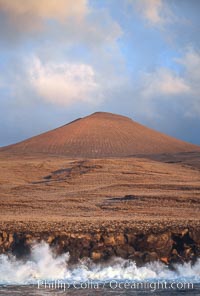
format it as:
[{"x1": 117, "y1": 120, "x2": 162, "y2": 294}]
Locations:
[{"x1": 0, "y1": 227, "x2": 200, "y2": 266}]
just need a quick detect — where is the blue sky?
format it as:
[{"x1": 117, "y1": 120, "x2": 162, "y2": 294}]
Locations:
[{"x1": 0, "y1": 0, "x2": 200, "y2": 146}]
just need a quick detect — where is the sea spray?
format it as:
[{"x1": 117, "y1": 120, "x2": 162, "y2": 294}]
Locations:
[{"x1": 0, "y1": 242, "x2": 200, "y2": 285}]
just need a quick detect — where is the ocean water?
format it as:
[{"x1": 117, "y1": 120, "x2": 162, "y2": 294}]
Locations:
[{"x1": 0, "y1": 242, "x2": 200, "y2": 295}]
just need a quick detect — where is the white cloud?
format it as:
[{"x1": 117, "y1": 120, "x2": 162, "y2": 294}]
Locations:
[
  {"x1": 29, "y1": 57, "x2": 102, "y2": 106},
  {"x1": 141, "y1": 68, "x2": 190, "y2": 98},
  {"x1": 138, "y1": 48, "x2": 200, "y2": 117},
  {"x1": 177, "y1": 49, "x2": 200, "y2": 85},
  {"x1": 177, "y1": 49, "x2": 200, "y2": 116},
  {"x1": 131, "y1": 0, "x2": 174, "y2": 26},
  {"x1": 138, "y1": 0, "x2": 163, "y2": 24}
]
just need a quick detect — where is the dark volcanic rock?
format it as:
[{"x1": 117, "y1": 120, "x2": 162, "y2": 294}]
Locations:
[
  {"x1": 0, "y1": 228, "x2": 200, "y2": 266},
  {"x1": 135, "y1": 232, "x2": 173, "y2": 257}
]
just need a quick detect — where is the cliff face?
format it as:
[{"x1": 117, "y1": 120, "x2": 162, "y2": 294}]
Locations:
[
  {"x1": 1, "y1": 112, "x2": 199, "y2": 157},
  {"x1": 1, "y1": 226, "x2": 200, "y2": 266}
]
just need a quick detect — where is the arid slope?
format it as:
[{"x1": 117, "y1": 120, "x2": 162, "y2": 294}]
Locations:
[{"x1": 0, "y1": 154, "x2": 200, "y2": 232}]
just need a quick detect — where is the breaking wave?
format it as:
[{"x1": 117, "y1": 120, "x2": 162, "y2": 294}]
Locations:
[{"x1": 0, "y1": 242, "x2": 200, "y2": 285}]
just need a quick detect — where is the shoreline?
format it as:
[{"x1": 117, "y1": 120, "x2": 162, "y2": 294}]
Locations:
[{"x1": 1, "y1": 221, "x2": 200, "y2": 266}]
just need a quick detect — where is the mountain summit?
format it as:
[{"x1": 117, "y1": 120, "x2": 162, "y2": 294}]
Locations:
[{"x1": 1, "y1": 112, "x2": 199, "y2": 157}]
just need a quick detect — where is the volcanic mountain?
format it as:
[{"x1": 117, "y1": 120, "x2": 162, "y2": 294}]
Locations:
[{"x1": 1, "y1": 112, "x2": 199, "y2": 158}]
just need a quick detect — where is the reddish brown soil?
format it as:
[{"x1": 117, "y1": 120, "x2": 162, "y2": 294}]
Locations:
[{"x1": 1, "y1": 112, "x2": 199, "y2": 158}]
